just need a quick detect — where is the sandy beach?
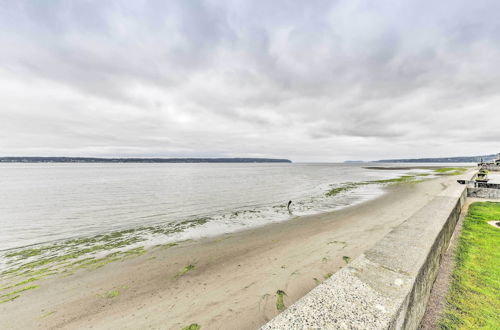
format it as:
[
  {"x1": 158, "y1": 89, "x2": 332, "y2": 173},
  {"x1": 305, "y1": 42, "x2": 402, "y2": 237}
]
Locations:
[{"x1": 0, "y1": 172, "x2": 470, "y2": 330}]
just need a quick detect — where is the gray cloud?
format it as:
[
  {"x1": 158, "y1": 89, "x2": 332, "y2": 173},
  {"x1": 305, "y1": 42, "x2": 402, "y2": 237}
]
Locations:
[{"x1": 1, "y1": 0, "x2": 499, "y2": 161}]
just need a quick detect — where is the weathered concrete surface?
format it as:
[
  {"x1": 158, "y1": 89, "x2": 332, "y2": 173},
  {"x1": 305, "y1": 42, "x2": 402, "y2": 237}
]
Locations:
[
  {"x1": 262, "y1": 182, "x2": 467, "y2": 330},
  {"x1": 467, "y1": 187, "x2": 500, "y2": 199}
]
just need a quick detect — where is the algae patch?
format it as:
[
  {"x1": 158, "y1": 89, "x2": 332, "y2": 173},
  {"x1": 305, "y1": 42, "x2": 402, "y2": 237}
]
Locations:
[
  {"x1": 1, "y1": 285, "x2": 39, "y2": 298},
  {"x1": 325, "y1": 182, "x2": 368, "y2": 197},
  {"x1": 434, "y1": 167, "x2": 468, "y2": 176},
  {"x1": 325, "y1": 172, "x2": 431, "y2": 198},
  {"x1": 176, "y1": 264, "x2": 195, "y2": 277},
  {"x1": 39, "y1": 311, "x2": 56, "y2": 319},
  {"x1": 276, "y1": 290, "x2": 287, "y2": 311},
  {"x1": 0, "y1": 294, "x2": 19, "y2": 304},
  {"x1": 98, "y1": 289, "x2": 119, "y2": 299},
  {"x1": 182, "y1": 324, "x2": 201, "y2": 330}
]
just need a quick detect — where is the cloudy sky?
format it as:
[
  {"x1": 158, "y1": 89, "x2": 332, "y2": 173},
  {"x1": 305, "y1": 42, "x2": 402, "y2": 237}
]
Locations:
[{"x1": 0, "y1": 0, "x2": 499, "y2": 162}]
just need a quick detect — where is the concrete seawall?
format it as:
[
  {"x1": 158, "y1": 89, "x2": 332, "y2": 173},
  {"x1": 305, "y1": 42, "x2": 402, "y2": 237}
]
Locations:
[
  {"x1": 262, "y1": 181, "x2": 467, "y2": 330},
  {"x1": 467, "y1": 187, "x2": 500, "y2": 198}
]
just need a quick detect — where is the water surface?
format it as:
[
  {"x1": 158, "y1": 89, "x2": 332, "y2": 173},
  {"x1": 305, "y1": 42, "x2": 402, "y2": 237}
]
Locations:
[{"x1": 0, "y1": 163, "x2": 424, "y2": 252}]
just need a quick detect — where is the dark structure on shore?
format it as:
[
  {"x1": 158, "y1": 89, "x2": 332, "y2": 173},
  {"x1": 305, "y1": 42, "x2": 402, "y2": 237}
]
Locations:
[{"x1": 457, "y1": 152, "x2": 500, "y2": 198}]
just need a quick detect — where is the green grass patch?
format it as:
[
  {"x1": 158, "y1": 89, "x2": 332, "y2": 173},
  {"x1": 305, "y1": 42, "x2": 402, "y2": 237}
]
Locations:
[
  {"x1": 276, "y1": 290, "x2": 286, "y2": 311},
  {"x1": 182, "y1": 324, "x2": 201, "y2": 330},
  {"x1": 439, "y1": 202, "x2": 500, "y2": 329},
  {"x1": 434, "y1": 167, "x2": 468, "y2": 176}
]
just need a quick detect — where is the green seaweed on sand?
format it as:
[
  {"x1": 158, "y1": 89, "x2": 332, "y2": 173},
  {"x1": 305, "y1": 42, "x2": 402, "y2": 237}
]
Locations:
[
  {"x1": 325, "y1": 182, "x2": 368, "y2": 197},
  {"x1": 39, "y1": 311, "x2": 56, "y2": 319},
  {"x1": 0, "y1": 277, "x2": 39, "y2": 291},
  {"x1": 182, "y1": 324, "x2": 201, "y2": 330},
  {"x1": 326, "y1": 173, "x2": 430, "y2": 198},
  {"x1": 77, "y1": 252, "x2": 123, "y2": 271},
  {"x1": 3, "y1": 236, "x2": 143, "y2": 275},
  {"x1": 342, "y1": 256, "x2": 351, "y2": 264},
  {"x1": 313, "y1": 278, "x2": 321, "y2": 285},
  {"x1": 5, "y1": 245, "x2": 61, "y2": 259},
  {"x1": 369, "y1": 175, "x2": 419, "y2": 184},
  {"x1": 155, "y1": 242, "x2": 178, "y2": 249},
  {"x1": 1, "y1": 285, "x2": 39, "y2": 299},
  {"x1": 328, "y1": 240, "x2": 347, "y2": 247},
  {"x1": 276, "y1": 290, "x2": 287, "y2": 311},
  {"x1": 0, "y1": 294, "x2": 19, "y2": 304},
  {"x1": 124, "y1": 246, "x2": 146, "y2": 256},
  {"x1": 176, "y1": 264, "x2": 195, "y2": 277},
  {"x1": 98, "y1": 289, "x2": 119, "y2": 299},
  {"x1": 324, "y1": 273, "x2": 333, "y2": 280},
  {"x1": 434, "y1": 167, "x2": 468, "y2": 176}
]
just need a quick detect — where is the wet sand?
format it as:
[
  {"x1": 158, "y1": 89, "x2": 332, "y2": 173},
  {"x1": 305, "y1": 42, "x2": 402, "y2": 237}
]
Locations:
[{"x1": 0, "y1": 174, "x2": 467, "y2": 330}]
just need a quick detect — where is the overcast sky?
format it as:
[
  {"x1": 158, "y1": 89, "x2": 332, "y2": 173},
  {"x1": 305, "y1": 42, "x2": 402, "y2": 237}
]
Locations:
[{"x1": 0, "y1": 0, "x2": 499, "y2": 162}]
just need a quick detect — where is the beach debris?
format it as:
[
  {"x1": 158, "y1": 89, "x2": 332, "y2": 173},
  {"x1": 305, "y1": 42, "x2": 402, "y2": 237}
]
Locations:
[
  {"x1": 487, "y1": 220, "x2": 500, "y2": 229},
  {"x1": 276, "y1": 290, "x2": 287, "y2": 311},
  {"x1": 327, "y1": 240, "x2": 347, "y2": 248}
]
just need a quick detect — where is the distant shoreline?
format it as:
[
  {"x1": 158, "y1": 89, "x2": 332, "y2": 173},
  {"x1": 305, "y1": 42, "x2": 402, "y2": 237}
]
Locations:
[
  {"x1": 0, "y1": 157, "x2": 292, "y2": 163},
  {"x1": 346, "y1": 154, "x2": 495, "y2": 163}
]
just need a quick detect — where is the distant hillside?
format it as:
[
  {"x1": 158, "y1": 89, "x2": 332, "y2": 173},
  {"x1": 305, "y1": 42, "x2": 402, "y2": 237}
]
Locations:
[
  {"x1": 375, "y1": 154, "x2": 496, "y2": 163},
  {"x1": 0, "y1": 157, "x2": 292, "y2": 163}
]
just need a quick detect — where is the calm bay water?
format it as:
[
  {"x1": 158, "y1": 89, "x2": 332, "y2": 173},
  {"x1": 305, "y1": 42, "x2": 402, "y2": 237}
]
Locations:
[{"x1": 0, "y1": 162, "x2": 418, "y2": 254}]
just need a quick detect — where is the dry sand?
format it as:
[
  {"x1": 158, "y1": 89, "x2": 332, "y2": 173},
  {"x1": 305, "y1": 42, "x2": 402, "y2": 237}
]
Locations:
[{"x1": 0, "y1": 174, "x2": 465, "y2": 330}]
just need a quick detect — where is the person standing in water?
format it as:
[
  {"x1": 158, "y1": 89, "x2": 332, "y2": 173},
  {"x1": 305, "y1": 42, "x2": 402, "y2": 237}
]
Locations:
[{"x1": 287, "y1": 200, "x2": 293, "y2": 214}]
